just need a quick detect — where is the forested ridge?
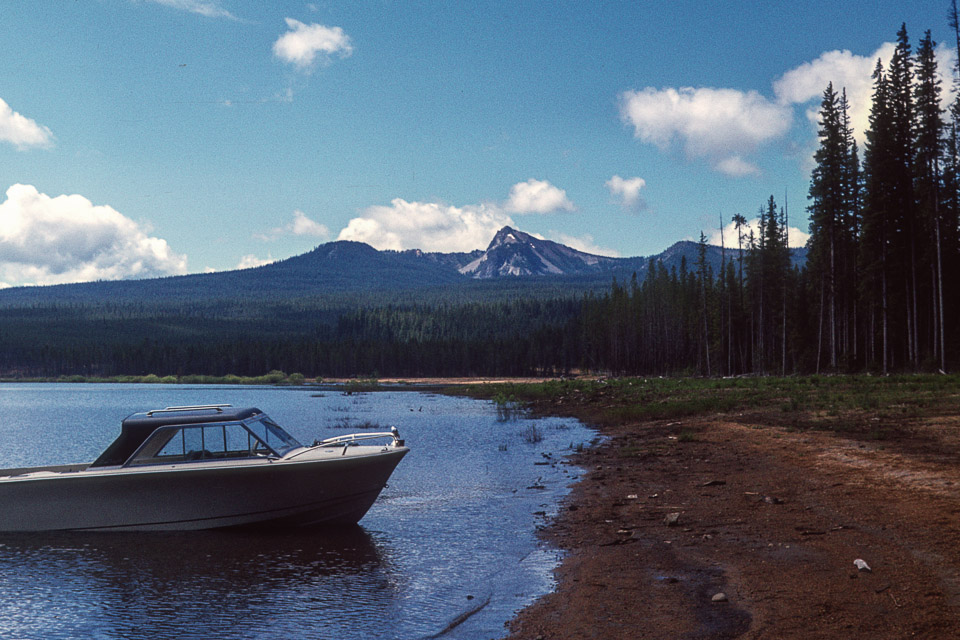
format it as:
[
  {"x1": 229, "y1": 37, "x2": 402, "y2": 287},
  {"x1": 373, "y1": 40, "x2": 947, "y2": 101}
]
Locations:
[{"x1": 1, "y1": 21, "x2": 957, "y2": 380}]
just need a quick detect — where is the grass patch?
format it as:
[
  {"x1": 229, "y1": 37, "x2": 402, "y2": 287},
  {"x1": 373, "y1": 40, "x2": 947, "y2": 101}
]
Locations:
[
  {"x1": 453, "y1": 374, "x2": 960, "y2": 443},
  {"x1": 343, "y1": 377, "x2": 381, "y2": 393},
  {"x1": 493, "y1": 391, "x2": 522, "y2": 422},
  {"x1": 330, "y1": 418, "x2": 384, "y2": 431}
]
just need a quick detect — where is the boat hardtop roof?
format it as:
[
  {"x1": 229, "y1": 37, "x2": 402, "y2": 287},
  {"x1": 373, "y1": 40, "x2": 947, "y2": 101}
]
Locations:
[
  {"x1": 91, "y1": 405, "x2": 273, "y2": 468},
  {"x1": 123, "y1": 405, "x2": 264, "y2": 430}
]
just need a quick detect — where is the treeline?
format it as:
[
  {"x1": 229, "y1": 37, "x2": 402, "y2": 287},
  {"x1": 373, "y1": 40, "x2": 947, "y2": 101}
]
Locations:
[
  {"x1": 0, "y1": 300, "x2": 582, "y2": 378},
  {"x1": 581, "y1": 23, "x2": 960, "y2": 376},
  {"x1": 807, "y1": 24, "x2": 959, "y2": 373},
  {"x1": 576, "y1": 199, "x2": 803, "y2": 377},
  {"x1": 804, "y1": 23, "x2": 960, "y2": 373}
]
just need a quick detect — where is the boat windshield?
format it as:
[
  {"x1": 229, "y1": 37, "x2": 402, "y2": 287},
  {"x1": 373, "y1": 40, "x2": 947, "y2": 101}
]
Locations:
[
  {"x1": 123, "y1": 417, "x2": 302, "y2": 467},
  {"x1": 245, "y1": 417, "x2": 301, "y2": 457}
]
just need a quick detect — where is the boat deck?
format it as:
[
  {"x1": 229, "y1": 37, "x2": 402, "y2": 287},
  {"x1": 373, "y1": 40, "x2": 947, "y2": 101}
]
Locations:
[{"x1": 0, "y1": 463, "x2": 90, "y2": 479}]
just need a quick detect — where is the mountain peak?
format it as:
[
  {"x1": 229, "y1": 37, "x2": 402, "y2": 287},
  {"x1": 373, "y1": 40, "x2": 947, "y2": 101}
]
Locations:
[
  {"x1": 487, "y1": 226, "x2": 526, "y2": 250},
  {"x1": 460, "y1": 226, "x2": 619, "y2": 278}
]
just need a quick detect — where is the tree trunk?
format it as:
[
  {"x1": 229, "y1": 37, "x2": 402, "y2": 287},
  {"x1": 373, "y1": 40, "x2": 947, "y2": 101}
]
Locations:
[
  {"x1": 830, "y1": 234, "x2": 837, "y2": 369},
  {"x1": 816, "y1": 275, "x2": 824, "y2": 374},
  {"x1": 936, "y1": 215, "x2": 946, "y2": 371}
]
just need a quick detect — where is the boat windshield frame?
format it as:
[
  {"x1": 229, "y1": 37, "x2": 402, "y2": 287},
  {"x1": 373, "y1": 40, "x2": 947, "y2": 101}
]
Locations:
[{"x1": 121, "y1": 414, "x2": 303, "y2": 467}]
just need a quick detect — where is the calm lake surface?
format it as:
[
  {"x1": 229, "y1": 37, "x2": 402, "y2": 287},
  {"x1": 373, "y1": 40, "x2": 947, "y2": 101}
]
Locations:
[{"x1": 0, "y1": 384, "x2": 594, "y2": 640}]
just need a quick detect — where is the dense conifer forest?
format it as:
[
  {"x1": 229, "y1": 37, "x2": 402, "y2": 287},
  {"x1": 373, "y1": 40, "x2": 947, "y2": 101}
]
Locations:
[{"x1": 1, "y1": 21, "x2": 958, "y2": 380}]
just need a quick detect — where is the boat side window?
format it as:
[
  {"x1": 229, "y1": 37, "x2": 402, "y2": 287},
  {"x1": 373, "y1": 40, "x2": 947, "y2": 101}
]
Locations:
[
  {"x1": 183, "y1": 427, "x2": 205, "y2": 460},
  {"x1": 124, "y1": 418, "x2": 298, "y2": 466},
  {"x1": 133, "y1": 428, "x2": 182, "y2": 462},
  {"x1": 224, "y1": 422, "x2": 257, "y2": 457},
  {"x1": 204, "y1": 425, "x2": 226, "y2": 456},
  {"x1": 127, "y1": 422, "x2": 257, "y2": 465}
]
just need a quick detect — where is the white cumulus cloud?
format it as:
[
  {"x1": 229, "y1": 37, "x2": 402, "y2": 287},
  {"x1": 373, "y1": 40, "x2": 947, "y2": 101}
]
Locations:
[
  {"x1": 619, "y1": 87, "x2": 791, "y2": 177},
  {"x1": 714, "y1": 156, "x2": 760, "y2": 178},
  {"x1": 707, "y1": 216, "x2": 809, "y2": 249},
  {"x1": 605, "y1": 175, "x2": 647, "y2": 209},
  {"x1": 289, "y1": 210, "x2": 330, "y2": 237},
  {"x1": 0, "y1": 98, "x2": 54, "y2": 150},
  {"x1": 273, "y1": 19, "x2": 353, "y2": 72},
  {"x1": 773, "y1": 44, "x2": 895, "y2": 148},
  {"x1": 773, "y1": 42, "x2": 956, "y2": 149},
  {"x1": 236, "y1": 254, "x2": 276, "y2": 270},
  {"x1": 619, "y1": 40, "x2": 957, "y2": 177},
  {"x1": 0, "y1": 184, "x2": 187, "y2": 286},
  {"x1": 338, "y1": 199, "x2": 513, "y2": 253},
  {"x1": 505, "y1": 178, "x2": 575, "y2": 214},
  {"x1": 337, "y1": 180, "x2": 579, "y2": 252},
  {"x1": 256, "y1": 210, "x2": 330, "y2": 241}
]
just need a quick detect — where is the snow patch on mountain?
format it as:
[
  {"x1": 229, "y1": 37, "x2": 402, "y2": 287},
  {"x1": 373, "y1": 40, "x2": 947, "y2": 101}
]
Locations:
[{"x1": 459, "y1": 226, "x2": 621, "y2": 278}]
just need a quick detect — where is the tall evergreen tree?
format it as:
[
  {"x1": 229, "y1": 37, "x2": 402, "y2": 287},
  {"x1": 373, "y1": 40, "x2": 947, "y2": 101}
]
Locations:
[
  {"x1": 861, "y1": 58, "x2": 895, "y2": 372},
  {"x1": 841, "y1": 89, "x2": 863, "y2": 365},
  {"x1": 913, "y1": 30, "x2": 945, "y2": 369},
  {"x1": 888, "y1": 24, "x2": 919, "y2": 367},
  {"x1": 696, "y1": 232, "x2": 712, "y2": 376},
  {"x1": 808, "y1": 82, "x2": 846, "y2": 369}
]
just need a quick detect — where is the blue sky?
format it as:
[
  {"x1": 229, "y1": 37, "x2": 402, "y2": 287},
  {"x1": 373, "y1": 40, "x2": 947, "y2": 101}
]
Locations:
[{"x1": 0, "y1": 1, "x2": 952, "y2": 286}]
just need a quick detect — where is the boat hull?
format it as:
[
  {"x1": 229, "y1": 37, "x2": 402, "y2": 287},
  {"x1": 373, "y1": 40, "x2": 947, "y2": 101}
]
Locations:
[{"x1": 0, "y1": 448, "x2": 407, "y2": 532}]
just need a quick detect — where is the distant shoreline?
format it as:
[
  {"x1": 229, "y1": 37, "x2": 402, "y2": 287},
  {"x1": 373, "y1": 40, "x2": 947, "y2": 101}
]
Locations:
[{"x1": 0, "y1": 374, "x2": 569, "y2": 387}]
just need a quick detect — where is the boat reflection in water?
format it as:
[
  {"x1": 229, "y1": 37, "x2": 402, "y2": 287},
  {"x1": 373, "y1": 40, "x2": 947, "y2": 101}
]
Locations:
[{"x1": 0, "y1": 527, "x2": 402, "y2": 639}]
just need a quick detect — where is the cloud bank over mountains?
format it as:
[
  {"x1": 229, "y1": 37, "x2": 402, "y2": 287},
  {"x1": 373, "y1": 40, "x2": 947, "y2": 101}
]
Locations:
[
  {"x1": 0, "y1": 185, "x2": 187, "y2": 288},
  {"x1": 335, "y1": 179, "x2": 601, "y2": 255}
]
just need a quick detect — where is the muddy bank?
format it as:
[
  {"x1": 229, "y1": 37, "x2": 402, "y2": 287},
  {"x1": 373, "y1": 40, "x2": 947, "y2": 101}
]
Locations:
[{"x1": 492, "y1": 379, "x2": 960, "y2": 639}]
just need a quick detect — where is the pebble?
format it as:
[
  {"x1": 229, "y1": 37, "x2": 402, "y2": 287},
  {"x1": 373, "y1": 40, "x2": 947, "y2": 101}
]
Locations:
[
  {"x1": 712, "y1": 592, "x2": 728, "y2": 603},
  {"x1": 664, "y1": 512, "x2": 681, "y2": 526}
]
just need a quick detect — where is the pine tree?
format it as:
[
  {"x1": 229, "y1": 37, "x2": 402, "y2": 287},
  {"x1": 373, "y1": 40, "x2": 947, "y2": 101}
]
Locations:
[
  {"x1": 841, "y1": 89, "x2": 863, "y2": 365},
  {"x1": 808, "y1": 82, "x2": 845, "y2": 369},
  {"x1": 888, "y1": 24, "x2": 918, "y2": 368},
  {"x1": 913, "y1": 30, "x2": 945, "y2": 369},
  {"x1": 861, "y1": 58, "x2": 895, "y2": 372},
  {"x1": 696, "y1": 232, "x2": 712, "y2": 376}
]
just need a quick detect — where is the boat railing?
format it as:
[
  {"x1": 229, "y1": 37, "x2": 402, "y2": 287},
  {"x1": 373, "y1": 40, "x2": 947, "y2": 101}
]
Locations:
[
  {"x1": 285, "y1": 427, "x2": 404, "y2": 459},
  {"x1": 146, "y1": 404, "x2": 232, "y2": 416},
  {"x1": 315, "y1": 428, "x2": 403, "y2": 447}
]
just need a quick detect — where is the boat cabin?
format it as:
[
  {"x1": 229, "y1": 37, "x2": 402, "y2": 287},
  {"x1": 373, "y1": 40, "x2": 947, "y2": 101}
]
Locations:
[{"x1": 91, "y1": 405, "x2": 302, "y2": 468}]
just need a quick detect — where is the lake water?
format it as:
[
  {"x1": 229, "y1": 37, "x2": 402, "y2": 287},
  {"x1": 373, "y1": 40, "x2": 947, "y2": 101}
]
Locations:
[{"x1": 0, "y1": 384, "x2": 593, "y2": 640}]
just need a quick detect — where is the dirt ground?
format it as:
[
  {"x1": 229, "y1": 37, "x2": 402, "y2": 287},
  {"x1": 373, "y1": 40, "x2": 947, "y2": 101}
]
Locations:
[{"x1": 505, "y1": 406, "x2": 960, "y2": 639}]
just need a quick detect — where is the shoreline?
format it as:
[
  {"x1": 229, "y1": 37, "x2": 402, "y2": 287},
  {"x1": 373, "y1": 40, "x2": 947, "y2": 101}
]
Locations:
[
  {"x1": 0, "y1": 375, "x2": 564, "y2": 388},
  {"x1": 452, "y1": 377, "x2": 960, "y2": 639}
]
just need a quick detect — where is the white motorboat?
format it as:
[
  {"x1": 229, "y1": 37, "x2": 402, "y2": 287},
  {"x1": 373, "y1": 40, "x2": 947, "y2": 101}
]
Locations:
[{"x1": 0, "y1": 404, "x2": 408, "y2": 532}]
